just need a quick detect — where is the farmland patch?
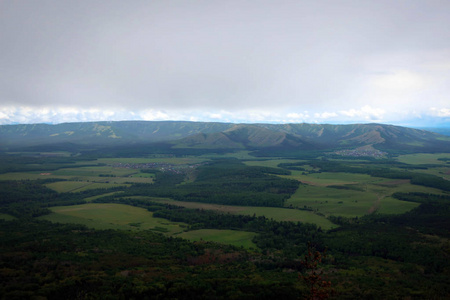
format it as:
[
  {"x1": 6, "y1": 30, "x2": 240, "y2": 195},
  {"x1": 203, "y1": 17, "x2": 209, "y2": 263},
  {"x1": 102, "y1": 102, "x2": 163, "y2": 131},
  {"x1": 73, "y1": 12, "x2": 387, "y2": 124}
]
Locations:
[
  {"x1": 40, "y1": 203, "x2": 187, "y2": 234},
  {"x1": 145, "y1": 197, "x2": 337, "y2": 230},
  {"x1": 177, "y1": 229, "x2": 257, "y2": 249}
]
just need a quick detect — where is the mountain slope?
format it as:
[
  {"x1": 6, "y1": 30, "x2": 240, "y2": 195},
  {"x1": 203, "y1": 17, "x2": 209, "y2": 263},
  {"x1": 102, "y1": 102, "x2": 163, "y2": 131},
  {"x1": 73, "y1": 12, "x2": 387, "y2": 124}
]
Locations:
[
  {"x1": 1, "y1": 121, "x2": 449, "y2": 152},
  {"x1": 0, "y1": 121, "x2": 234, "y2": 149}
]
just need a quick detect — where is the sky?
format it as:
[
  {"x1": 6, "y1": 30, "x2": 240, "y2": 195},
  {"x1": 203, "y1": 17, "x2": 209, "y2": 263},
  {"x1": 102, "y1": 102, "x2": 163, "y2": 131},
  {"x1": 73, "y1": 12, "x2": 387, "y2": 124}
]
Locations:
[{"x1": 1, "y1": 0, "x2": 450, "y2": 127}]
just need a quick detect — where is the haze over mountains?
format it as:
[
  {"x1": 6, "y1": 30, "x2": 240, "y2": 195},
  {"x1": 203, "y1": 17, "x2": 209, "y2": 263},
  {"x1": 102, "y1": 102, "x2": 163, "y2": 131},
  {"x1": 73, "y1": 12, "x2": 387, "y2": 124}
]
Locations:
[{"x1": 1, "y1": 121, "x2": 449, "y2": 153}]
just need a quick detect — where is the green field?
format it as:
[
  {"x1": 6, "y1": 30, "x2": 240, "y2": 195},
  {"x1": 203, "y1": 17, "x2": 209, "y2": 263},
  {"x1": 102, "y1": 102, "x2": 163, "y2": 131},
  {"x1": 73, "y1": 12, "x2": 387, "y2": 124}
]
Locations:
[
  {"x1": 0, "y1": 172, "x2": 55, "y2": 181},
  {"x1": 376, "y1": 196, "x2": 420, "y2": 214},
  {"x1": 0, "y1": 213, "x2": 16, "y2": 221},
  {"x1": 144, "y1": 197, "x2": 337, "y2": 230},
  {"x1": 45, "y1": 181, "x2": 130, "y2": 193},
  {"x1": 50, "y1": 166, "x2": 138, "y2": 177},
  {"x1": 397, "y1": 153, "x2": 450, "y2": 165},
  {"x1": 3, "y1": 152, "x2": 449, "y2": 247},
  {"x1": 243, "y1": 159, "x2": 304, "y2": 168},
  {"x1": 40, "y1": 203, "x2": 187, "y2": 234},
  {"x1": 96, "y1": 157, "x2": 209, "y2": 165},
  {"x1": 0, "y1": 165, "x2": 154, "y2": 184},
  {"x1": 279, "y1": 170, "x2": 379, "y2": 186},
  {"x1": 200, "y1": 150, "x2": 257, "y2": 160},
  {"x1": 6, "y1": 151, "x2": 72, "y2": 157},
  {"x1": 286, "y1": 180, "x2": 424, "y2": 217},
  {"x1": 177, "y1": 229, "x2": 257, "y2": 248},
  {"x1": 84, "y1": 191, "x2": 125, "y2": 202}
]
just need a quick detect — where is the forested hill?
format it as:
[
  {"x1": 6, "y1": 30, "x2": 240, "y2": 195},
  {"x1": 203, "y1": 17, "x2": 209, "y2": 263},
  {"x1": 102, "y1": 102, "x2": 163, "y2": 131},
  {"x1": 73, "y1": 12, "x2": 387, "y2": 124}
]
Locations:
[{"x1": 1, "y1": 121, "x2": 449, "y2": 152}]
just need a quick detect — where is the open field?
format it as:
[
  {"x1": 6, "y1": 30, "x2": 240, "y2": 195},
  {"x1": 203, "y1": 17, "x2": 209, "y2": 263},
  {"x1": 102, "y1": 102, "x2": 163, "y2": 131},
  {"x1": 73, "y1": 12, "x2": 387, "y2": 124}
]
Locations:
[
  {"x1": 0, "y1": 165, "x2": 154, "y2": 184},
  {"x1": 39, "y1": 203, "x2": 187, "y2": 234},
  {"x1": 84, "y1": 191, "x2": 125, "y2": 202},
  {"x1": 279, "y1": 170, "x2": 379, "y2": 186},
  {"x1": 45, "y1": 181, "x2": 130, "y2": 193},
  {"x1": 96, "y1": 157, "x2": 209, "y2": 165},
  {"x1": 286, "y1": 185, "x2": 378, "y2": 217},
  {"x1": 200, "y1": 150, "x2": 257, "y2": 160},
  {"x1": 0, "y1": 172, "x2": 60, "y2": 181},
  {"x1": 397, "y1": 153, "x2": 450, "y2": 165},
  {"x1": 6, "y1": 151, "x2": 72, "y2": 157},
  {"x1": 243, "y1": 159, "x2": 304, "y2": 169},
  {"x1": 141, "y1": 197, "x2": 337, "y2": 230},
  {"x1": 177, "y1": 229, "x2": 257, "y2": 249},
  {"x1": 50, "y1": 166, "x2": 139, "y2": 177},
  {"x1": 286, "y1": 180, "x2": 425, "y2": 217},
  {"x1": 2, "y1": 152, "x2": 449, "y2": 246},
  {"x1": 40, "y1": 203, "x2": 258, "y2": 248},
  {"x1": 400, "y1": 166, "x2": 450, "y2": 181},
  {"x1": 0, "y1": 171, "x2": 117, "y2": 182},
  {"x1": 0, "y1": 213, "x2": 16, "y2": 221},
  {"x1": 373, "y1": 179, "x2": 448, "y2": 194},
  {"x1": 376, "y1": 196, "x2": 420, "y2": 214}
]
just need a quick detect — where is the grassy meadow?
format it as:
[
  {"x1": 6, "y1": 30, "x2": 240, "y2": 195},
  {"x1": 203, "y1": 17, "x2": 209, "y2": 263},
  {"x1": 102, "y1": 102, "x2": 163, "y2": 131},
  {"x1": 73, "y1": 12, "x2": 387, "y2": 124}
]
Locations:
[
  {"x1": 40, "y1": 203, "x2": 187, "y2": 234},
  {"x1": 279, "y1": 170, "x2": 379, "y2": 186},
  {"x1": 96, "y1": 157, "x2": 209, "y2": 165},
  {"x1": 0, "y1": 213, "x2": 16, "y2": 221},
  {"x1": 177, "y1": 229, "x2": 257, "y2": 249},
  {"x1": 143, "y1": 197, "x2": 337, "y2": 230},
  {"x1": 3, "y1": 151, "x2": 449, "y2": 248},
  {"x1": 45, "y1": 181, "x2": 131, "y2": 193},
  {"x1": 396, "y1": 153, "x2": 450, "y2": 165}
]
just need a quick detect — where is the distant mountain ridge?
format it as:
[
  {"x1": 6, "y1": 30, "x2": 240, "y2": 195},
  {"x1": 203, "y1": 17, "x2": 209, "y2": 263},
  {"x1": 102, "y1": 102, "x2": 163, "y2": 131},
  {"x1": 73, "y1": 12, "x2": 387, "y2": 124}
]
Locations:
[{"x1": 1, "y1": 121, "x2": 449, "y2": 153}]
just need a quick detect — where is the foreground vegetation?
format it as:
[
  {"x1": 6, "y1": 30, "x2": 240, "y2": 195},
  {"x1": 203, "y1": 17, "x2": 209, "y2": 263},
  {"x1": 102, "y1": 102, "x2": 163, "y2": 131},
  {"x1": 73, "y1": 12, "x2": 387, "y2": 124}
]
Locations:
[{"x1": 1, "y1": 150, "x2": 450, "y2": 299}]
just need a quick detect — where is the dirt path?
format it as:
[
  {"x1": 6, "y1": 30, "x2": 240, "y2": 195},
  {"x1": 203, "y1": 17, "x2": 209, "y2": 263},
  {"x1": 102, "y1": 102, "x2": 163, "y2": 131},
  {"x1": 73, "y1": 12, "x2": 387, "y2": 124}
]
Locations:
[{"x1": 368, "y1": 194, "x2": 384, "y2": 214}]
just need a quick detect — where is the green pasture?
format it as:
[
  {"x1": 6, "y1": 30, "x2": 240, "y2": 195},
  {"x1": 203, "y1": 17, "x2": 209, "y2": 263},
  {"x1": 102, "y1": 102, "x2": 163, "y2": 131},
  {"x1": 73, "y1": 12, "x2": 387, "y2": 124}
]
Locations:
[
  {"x1": 200, "y1": 150, "x2": 257, "y2": 160},
  {"x1": 145, "y1": 197, "x2": 337, "y2": 230},
  {"x1": 130, "y1": 172, "x2": 155, "y2": 178},
  {"x1": 286, "y1": 184, "x2": 379, "y2": 217},
  {"x1": 239, "y1": 206, "x2": 337, "y2": 230},
  {"x1": 374, "y1": 180, "x2": 448, "y2": 195},
  {"x1": 243, "y1": 159, "x2": 303, "y2": 169},
  {"x1": 45, "y1": 181, "x2": 130, "y2": 193},
  {"x1": 397, "y1": 153, "x2": 450, "y2": 165},
  {"x1": 279, "y1": 170, "x2": 379, "y2": 186},
  {"x1": 50, "y1": 166, "x2": 137, "y2": 177},
  {"x1": 39, "y1": 203, "x2": 187, "y2": 234},
  {"x1": 401, "y1": 166, "x2": 450, "y2": 181},
  {"x1": 0, "y1": 213, "x2": 16, "y2": 221},
  {"x1": 376, "y1": 197, "x2": 419, "y2": 214},
  {"x1": 0, "y1": 164, "x2": 153, "y2": 184},
  {"x1": 177, "y1": 229, "x2": 257, "y2": 249},
  {"x1": 286, "y1": 178, "x2": 435, "y2": 217},
  {"x1": 84, "y1": 191, "x2": 124, "y2": 202},
  {"x1": 0, "y1": 172, "x2": 59, "y2": 181},
  {"x1": 96, "y1": 157, "x2": 208, "y2": 165}
]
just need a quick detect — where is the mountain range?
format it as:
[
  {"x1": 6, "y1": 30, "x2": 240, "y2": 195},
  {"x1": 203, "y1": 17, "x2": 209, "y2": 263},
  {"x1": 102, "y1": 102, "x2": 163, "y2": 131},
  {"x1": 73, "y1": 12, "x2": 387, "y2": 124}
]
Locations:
[{"x1": 1, "y1": 121, "x2": 449, "y2": 153}]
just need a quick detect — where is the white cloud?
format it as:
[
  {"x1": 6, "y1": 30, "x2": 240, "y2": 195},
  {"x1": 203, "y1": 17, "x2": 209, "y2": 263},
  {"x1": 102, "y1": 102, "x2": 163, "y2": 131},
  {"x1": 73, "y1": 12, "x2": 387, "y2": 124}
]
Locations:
[
  {"x1": 0, "y1": 104, "x2": 449, "y2": 127},
  {"x1": 429, "y1": 107, "x2": 450, "y2": 117},
  {"x1": 139, "y1": 110, "x2": 170, "y2": 121},
  {"x1": 339, "y1": 106, "x2": 385, "y2": 122},
  {"x1": 209, "y1": 113, "x2": 222, "y2": 119},
  {"x1": 286, "y1": 112, "x2": 310, "y2": 120},
  {"x1": 314, "y1": 112, "x2": 338, "y2": 119}
]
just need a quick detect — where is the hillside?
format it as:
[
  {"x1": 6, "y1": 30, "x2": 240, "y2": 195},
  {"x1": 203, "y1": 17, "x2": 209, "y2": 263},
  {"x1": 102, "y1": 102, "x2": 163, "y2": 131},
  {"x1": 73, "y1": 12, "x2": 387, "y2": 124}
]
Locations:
[
  {"x1": 1, "y1": 121, "x2": 449, "y2": 153},
  {"x1": 0, "y1": 121, "x2": 233, "y2": 149}
]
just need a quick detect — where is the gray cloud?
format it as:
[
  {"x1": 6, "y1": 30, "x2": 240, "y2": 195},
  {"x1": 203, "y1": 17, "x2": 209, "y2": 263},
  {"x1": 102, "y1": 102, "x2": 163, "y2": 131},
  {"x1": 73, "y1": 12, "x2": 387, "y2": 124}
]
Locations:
[{"x1": 1, "y1": 0, "x2": 449, "y2": 125}]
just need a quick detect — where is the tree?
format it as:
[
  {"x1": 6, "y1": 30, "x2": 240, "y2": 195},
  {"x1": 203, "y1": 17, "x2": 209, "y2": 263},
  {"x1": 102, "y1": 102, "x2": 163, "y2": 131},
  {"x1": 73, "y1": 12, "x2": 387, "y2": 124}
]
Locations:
[{"x1": 299, "y1": 243, "x2": 333, "y2": 300}]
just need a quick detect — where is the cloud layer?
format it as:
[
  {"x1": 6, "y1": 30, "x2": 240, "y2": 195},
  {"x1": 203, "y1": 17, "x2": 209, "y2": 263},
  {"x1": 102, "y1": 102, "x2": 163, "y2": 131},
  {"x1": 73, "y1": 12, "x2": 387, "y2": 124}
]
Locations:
[{"x1": 1, "y1": 1, "x2": 449, "y2": 126}]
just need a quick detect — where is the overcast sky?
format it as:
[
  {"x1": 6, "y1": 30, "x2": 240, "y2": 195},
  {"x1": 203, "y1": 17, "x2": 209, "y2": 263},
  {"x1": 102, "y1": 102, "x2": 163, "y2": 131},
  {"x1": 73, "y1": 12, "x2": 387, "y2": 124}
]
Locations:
[{"x1": 1, "y1": 0, "x2": 449, "y2": 126}]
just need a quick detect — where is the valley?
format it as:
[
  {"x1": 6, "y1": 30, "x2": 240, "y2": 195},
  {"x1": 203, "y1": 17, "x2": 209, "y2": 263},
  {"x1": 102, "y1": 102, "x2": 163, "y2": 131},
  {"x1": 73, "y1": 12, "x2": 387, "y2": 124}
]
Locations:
[{"x1": 1, "y1": 121, "x2": 450, "y2": 299}]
